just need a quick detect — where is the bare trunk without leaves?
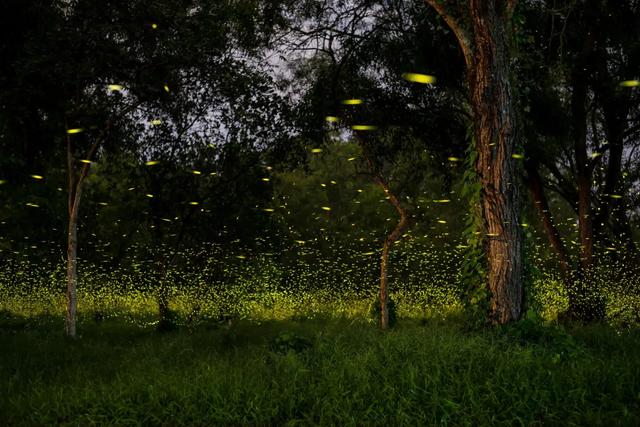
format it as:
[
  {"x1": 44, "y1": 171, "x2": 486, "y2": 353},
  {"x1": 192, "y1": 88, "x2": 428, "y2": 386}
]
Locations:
[
  {"x1": 378, "y1": 181, "x2": 409, "y2": 329},
  {"x1": 468, "y1": 1, "x2": 523, "y2": 323},
  {"x1": 64, "y1": 120, "x2": 111, "y2": 337},
  {"x1": 525, "y1": 159, "x2": 572, "y2": 280},
  {"x1": 571, "y1": 36, "x2": 595, "y2": 271},
  {"x1": 357, "y1": 137, "x2": 409, "y2": 329},
  {"x1": 65, "y1": 156, "x2": 87, "y2": 338},
  {"x1": 66, "y1": 198, "x2": 80, "y2": 337}
]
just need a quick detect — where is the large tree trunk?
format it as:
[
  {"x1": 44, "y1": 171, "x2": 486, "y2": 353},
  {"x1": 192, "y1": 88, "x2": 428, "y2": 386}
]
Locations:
[
  {"x1": 468, "y1": 0, "x2": 523, "y2": 324},
  {"x1": 425, "y1": 0, "x2": 523, "y2": 324}
]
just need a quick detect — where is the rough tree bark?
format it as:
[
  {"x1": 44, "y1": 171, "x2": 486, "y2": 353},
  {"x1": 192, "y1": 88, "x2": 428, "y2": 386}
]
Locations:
[{"x1": 426, "y1": 0, "x2": 523, "y2": 323}]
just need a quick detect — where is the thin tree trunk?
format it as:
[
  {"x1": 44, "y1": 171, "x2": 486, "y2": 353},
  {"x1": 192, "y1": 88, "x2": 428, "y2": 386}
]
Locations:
[
  {"x1": 525, "y1": 159, "x2": 572, "y2": 280},
  {"x1": 65, "y1": 197, "x2": 80, "y2": 337},
  {"x1": 571, "y1": 39, "x2": 595, "y2": 271},
  {"x1": 64, "y1": 120, "x2": 110, "y2": 337},
  {"x1": 377, "y1": 181, "x2": 409, "y2": 329},
  {"x1": 468, "y1": 0, "x2": 523, "y2": 324},
  {"x1": 594, "y1": 85, "x2": 636, "y2": 252},
  {"x1": 357, "y1": 138, "x2": 409, "y2": 329}
]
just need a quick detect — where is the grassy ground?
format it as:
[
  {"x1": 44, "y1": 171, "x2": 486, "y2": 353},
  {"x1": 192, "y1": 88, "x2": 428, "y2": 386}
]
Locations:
[{"x1": 1, "y1": 313, "x2": 639, "y2": 426}]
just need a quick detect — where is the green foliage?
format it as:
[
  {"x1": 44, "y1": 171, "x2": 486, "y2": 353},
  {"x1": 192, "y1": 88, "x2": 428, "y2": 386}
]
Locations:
[
  {"x1": 157, "y1": 307, "x2": 180, "y2": 333},
  {"x1": 504, "y1": 314, "x2": 585, "y2": 362},
  {"x1": 459, "y1": 131, "x2": 488, "y2": 327},
  {"x1": 369, "y1": 296, "x2": 398, "y2": 328},
  {"x1": 270, "y1": 330, "x2": 313, "y2": 354}
]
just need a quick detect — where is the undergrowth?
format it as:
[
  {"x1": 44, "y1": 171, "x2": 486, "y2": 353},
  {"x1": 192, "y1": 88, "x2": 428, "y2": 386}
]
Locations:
[{"x1": 1, "y1": 315, "x2": 639, "y2": 426}]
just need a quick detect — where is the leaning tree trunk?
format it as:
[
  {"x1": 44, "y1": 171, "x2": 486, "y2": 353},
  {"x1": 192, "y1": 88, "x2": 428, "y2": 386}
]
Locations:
[
  {"x1": 468, "y1": 0, "x2": 523, "y2": 324},
  {"x1": 525, "y1": 159, "x2": 573, "y2": 280},
  {"x1": 378, "y1": 182, "x2": 409, "y2": 329}
]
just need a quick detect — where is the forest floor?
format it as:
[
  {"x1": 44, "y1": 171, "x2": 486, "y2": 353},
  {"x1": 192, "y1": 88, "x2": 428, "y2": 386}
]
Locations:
[{"x1": 1, "y1": 313, "x2": 639, "y2": 426}]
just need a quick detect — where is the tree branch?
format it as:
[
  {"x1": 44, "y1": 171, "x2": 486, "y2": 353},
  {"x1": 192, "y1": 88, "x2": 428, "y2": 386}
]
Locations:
[{"x1": 424, "y1": 0, "x2": 473, "y2": 69}]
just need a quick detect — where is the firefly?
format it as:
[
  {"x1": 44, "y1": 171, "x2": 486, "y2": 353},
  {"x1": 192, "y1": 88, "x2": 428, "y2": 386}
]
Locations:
[
  {"x1": 145, "y1": 194, "x2": 154, "y2": 198},
  {"x1": 321, "y1": 206, "x2": 331, "y2": 211},
  {"x1": 620, "y1": 80, "x2": 639, "y2": 87},
  {"x1": 67, "y1": 128, "x2": 83, "y2": 134},
  {"x1": 145, "y1": 160, "x2": 160, "y2": 166},
  {"x1": 108, "y1": 84, "x2": 123, "y2": 91},
  {"x1": 150, "y1": 119, "x2": 162, "y2": 126},
  {"x1": 0, "y1": 179, "x2": 6, "y2": 185},
  {"x1": 342, "y1": 99, "x2": 363, "y2": 105},
  {"x1": 311, "y1": 148, "x2": 323, "y2": 153},
  {"x1": 262, "y1": 178, "x2": 270, "y2": 182},
  {"x1": 189, "y1": 202, "x2": 199, "y2": 205},
  {"x1": 26, "y1": 202, "x2": 39, "y2": 208},
  {"x1": 402, "y1": 73, "x2": 436, "y2": 84},
  {"x1": 447, "y1": 157, "x2": 461, "y2": 162},
  {"x1": 151, "y1": 23, "x2": 158, "y2": 29},
  {"x1": 352, "y1": 125, "x2": 377, "y2": 131},
  {"x1": 609, "y1": 194, "x2": 623, "y2": 199},
  {"x1": 433, "y1": 199, "x2": 450, "y2": 203},
  {"x1": 512, "y1": 154, "x2": 524, "y2": 159},
  {"x1": 325, "y1": 116, "x2": 339, "y2": 122},
  {"x1": 437, "y1": 220, "x2": 447, "y2": 224},
  {"x1": 263, "y1": 208, "x2": 275, "y2": 212},
  {"x1": 192, "y1": 170, "x2": 202, "y2": 175},
  {"x1": 30, "y1": 175, "x2": 44, "y2": 180},
  {"x1": 163, "y1": 84, "x2": 170, "y2": 93},
  {"x1": 347, "y1": 157, "x2": 356, "y2": 161}
]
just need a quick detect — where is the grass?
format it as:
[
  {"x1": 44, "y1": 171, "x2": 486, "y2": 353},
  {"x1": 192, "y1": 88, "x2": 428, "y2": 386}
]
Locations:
[{"x1": 1, "y1": 313, "x2": 639, "y2": 426}]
